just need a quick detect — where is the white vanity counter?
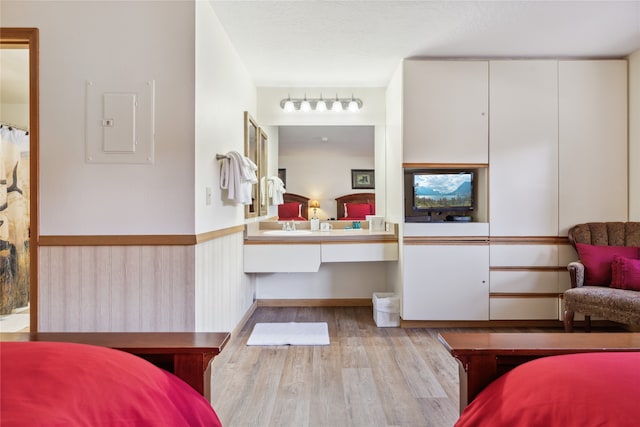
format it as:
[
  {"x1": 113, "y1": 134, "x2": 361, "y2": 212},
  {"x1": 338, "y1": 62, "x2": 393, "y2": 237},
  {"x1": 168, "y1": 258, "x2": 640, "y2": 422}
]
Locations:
[{"x1": 243, "y1": 221, "x2": 399, "y2": 272}]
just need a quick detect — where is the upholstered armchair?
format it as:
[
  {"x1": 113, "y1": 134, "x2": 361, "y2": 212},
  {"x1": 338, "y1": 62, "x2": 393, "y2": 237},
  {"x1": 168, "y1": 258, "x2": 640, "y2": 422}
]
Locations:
[{"x1": 564, "y1": 222, "x2": 640, "y2": 332}]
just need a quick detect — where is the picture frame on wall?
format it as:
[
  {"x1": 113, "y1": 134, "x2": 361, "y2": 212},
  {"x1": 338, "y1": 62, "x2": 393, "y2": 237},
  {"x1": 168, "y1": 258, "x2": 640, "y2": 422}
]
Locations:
[{"x1": 351, "y1": 169, "x2": 375, "y2": 189}]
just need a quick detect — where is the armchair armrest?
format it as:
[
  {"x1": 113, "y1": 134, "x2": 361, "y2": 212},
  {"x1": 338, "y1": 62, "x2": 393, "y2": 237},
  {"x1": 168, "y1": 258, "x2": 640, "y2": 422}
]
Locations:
[{"x1": 567, "y1": 261, "x2": 584, "y2": 288}]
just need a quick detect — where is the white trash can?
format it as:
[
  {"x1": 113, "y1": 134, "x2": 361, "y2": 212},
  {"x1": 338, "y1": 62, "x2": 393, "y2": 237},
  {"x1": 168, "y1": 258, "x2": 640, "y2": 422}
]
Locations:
[{"x1": 372, "y1": 292, "x2": 400, "y2": 327}]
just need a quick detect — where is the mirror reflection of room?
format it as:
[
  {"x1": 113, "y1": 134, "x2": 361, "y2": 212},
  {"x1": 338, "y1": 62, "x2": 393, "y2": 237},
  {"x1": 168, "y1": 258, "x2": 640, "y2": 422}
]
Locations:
[{"x1": 277, "y1": 125, "x2": 374, "y2": 221}]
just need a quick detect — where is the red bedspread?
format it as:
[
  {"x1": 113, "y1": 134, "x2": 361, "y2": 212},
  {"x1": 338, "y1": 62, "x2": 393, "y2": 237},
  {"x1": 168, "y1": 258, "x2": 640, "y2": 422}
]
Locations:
[
  {"x1": 455, "y1": 352, "x2": 640, "y2": 427},
  {"x1": 0, "y1": 341, "x2": 222, "y2": 427}
]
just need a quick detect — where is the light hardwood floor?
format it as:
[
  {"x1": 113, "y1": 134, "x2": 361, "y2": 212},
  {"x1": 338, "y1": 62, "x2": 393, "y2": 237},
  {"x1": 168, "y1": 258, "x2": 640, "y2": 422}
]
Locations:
[
  {"x1": 210, "y1": 306, "x2": 536, "y2": 427},
  {"x1": 209, "y1": 306, "x2": 623, "y2": 426}
]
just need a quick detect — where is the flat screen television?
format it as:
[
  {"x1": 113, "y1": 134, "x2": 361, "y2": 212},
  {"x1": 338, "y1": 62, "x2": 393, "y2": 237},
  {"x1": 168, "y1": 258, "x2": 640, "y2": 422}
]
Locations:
[{"x1": 404, "y1": 169, "x2": 475, "y2": 222}]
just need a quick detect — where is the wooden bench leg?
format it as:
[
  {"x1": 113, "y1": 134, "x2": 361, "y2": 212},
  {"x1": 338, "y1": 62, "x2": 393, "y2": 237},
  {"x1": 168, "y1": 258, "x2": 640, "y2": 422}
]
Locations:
[
  {"x1": 564, "y1": 310, "x2": 574, "y2": 332},
  {"x1": 584, "y1": 315, "x2": 591, "y2": 332}
]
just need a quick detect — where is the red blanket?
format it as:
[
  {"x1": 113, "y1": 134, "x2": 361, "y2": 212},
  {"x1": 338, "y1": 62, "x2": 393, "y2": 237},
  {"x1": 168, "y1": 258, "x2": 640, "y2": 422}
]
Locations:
[
  {"x1": 456, "y1": 352, "x2": 640, "y2": 427},
  {"x1": 0, "y1": 341, "x2": 222, "y2": 426}
]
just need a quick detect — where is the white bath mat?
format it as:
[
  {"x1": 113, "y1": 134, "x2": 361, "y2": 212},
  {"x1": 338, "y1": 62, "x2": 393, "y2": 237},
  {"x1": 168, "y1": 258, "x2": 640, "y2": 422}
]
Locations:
[{"x1": 246, "y1": 322, "x2": 330, "y2": 346}]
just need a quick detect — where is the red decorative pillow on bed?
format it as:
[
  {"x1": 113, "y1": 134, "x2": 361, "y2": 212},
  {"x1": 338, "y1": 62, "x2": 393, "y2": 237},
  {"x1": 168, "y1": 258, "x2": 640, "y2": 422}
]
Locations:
[
  {"x1": 611, "y1": 255, "x2": 640, "y2": 290},
  {"x1": 575, "y1": 243, "x2": 639, "y2": 286},
  {"x1": 278, "y1": 202, "x2": 301, "y2": 219},
  {"x1": 344, "y1": 203, "x2": 373, "y2": 219}
]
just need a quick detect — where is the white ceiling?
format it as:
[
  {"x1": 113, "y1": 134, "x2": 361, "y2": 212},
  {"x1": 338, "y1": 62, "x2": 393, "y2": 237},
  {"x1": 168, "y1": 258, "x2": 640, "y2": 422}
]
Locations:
[
  {"x1": 279, "y1": 125, "x2": 374, "y2": 156},
  {"x1": 210, "y1": 0, "x2": 640, "y2": 87}
]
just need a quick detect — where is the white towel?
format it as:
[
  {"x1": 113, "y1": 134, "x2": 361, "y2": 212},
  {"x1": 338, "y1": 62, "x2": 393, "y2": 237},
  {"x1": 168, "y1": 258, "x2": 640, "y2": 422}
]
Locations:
[
  {"x1": 267, "y1": 176, "x2": 286, "y2": 205},
  {"x1": 219, "y1": 151, "x2": 258, "y2": 205}
]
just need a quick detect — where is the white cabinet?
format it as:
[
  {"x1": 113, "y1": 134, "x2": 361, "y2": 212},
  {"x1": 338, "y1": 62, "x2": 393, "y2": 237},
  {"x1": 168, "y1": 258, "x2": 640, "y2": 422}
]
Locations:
[
  {"x1": 402, "y1": 243, "x2": 489, "y2": 320},
  {"x1": 403, "y1": 60, "x2": 489, "y2": 164},
  {"x1": 489, "y1": 244, "x2": 563, "y2": 320},
  {"x1": 321, "y1": 243, "x2": 398, "y2": 262},
  {"x1": 558, "y1": 60, "x2": 628, "y2": 233},
  {"x1": 244, "y1": 242, "x2": 399, "y2": 272},
  {"x1": 244, "y1": 244, "x2": 321, "y2": 272},
  {"x1": 489, "y1": 60, "x2": 559, "y2": 236}
]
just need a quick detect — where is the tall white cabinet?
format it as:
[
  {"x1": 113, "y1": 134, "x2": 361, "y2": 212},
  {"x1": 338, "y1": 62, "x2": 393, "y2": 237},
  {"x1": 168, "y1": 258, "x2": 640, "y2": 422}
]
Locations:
[
  {"x1": 489, "y1": 60, "x2": 559, "y2": 236},
  {"x1": 401, "y1": 58, "x2": 628, "y2": 322},
  {"x1": 487, "y1": 60, "x2": 562, "y2": 320}
]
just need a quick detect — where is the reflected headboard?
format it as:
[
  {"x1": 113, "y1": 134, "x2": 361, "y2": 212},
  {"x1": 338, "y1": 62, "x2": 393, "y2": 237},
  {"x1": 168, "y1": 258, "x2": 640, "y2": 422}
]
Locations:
[
  {"x1": 335, "y1": 193, "x2": 375, "y2": 219},
  {"x1": 282, "y1": 193, "x2": 310, "y2": 220}
]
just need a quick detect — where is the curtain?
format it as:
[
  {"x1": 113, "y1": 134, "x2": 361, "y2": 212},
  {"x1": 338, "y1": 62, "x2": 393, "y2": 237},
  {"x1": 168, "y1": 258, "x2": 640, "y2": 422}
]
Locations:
[{"x1": 0, "y1": 125, "x2": 29, "y2": 315}]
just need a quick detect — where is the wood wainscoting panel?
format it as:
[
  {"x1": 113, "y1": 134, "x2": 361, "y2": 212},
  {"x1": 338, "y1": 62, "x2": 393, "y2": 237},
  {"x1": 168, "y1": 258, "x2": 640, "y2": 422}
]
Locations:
[
  {"x1": 39, "y1": 245, "x2": 196, "y2": 331},
  {"x1": 195, "y1": 231, "x2": 255, "y2": 332}
]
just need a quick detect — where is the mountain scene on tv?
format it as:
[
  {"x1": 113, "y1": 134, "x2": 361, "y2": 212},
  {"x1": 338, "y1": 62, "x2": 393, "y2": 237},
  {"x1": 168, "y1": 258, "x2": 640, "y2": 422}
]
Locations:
[{"x1": 414, "y1": 173, "x2": 472, "y2": 208}]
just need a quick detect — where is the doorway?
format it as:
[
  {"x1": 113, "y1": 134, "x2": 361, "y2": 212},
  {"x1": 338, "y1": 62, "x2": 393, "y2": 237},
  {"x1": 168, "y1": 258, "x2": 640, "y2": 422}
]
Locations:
[{"x1": 0, "y1": 28, "x2": 39, "y2": 332}]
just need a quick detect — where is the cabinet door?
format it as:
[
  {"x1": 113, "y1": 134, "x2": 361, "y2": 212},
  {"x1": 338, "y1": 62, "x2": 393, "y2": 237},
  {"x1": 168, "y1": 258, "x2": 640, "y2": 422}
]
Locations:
[
  {"x1": 489, "y1": 61, "x2": 559, "y2": 236},
  {"x1": 558, "y1": 60, "x2": 628, "y2": 233},
  {"x1": 403, "y1": 60, "x2": 488, "y2": 163},
  {"x1": 402, "y1": 244, "x2": 489, "y2": 320}
]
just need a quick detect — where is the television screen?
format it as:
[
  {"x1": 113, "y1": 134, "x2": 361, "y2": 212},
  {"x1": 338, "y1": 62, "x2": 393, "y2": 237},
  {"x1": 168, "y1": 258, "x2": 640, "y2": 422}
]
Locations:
[{"x1": 413, "y1": 171, "x2": 473, "y2": 210}]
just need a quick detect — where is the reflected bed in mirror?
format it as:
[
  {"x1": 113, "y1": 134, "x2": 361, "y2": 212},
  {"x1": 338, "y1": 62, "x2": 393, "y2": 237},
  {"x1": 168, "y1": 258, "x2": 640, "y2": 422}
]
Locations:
[
  {"x1": 278, "y1": 193, "x2": 310, "y2": 221},
  {"x1": 335, "y1": 193, "x2": 375, "y2": 220}
]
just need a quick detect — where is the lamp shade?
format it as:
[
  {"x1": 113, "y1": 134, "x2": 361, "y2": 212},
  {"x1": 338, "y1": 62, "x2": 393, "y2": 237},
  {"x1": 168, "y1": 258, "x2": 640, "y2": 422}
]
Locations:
[
  {"x1": 300, "y1": 98, "x2": 311, "y2": 112},
  {"x1": 310, "y1": 200, "x2": 320, "y2": 209},
  {"x1": 348, "y1": 96, "x2": 360, "y2": 112},
  {"x1": 316, "y1": 98, "x2": 327, "y2": 112},
  {"x1": 283, "y1": 98, "x2": 295, "y2": 112}
]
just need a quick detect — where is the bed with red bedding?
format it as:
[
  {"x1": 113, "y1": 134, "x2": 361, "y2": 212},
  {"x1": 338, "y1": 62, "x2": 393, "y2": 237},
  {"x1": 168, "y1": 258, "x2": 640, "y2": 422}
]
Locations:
[
  {"x1": 278, "y1": 192, "x2": 309, "y2": 221},
  {"x1": 335, "y1": 192, "x2": 375, "y2": 220},
  {"x1": 455, "y1": 351, "x2": 640, "y2": 427},
  {"x1": 0, "y1": 341, "x2": 222, "y2": 427}
]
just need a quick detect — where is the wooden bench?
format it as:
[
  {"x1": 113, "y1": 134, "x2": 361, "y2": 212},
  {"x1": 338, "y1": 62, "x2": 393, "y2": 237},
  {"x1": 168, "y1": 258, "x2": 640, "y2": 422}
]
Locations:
[
  {"x1": 438, "y1": 332, "x2": 640, "y2": 412},
  {"x1": 0, "y1": 332, "x2": 230, "y2": 398}
]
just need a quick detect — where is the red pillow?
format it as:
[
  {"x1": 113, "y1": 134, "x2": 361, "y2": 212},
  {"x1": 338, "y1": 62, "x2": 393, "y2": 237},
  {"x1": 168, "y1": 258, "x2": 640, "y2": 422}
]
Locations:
[
  {"x1": 611, "y1": 255, "x2": 623, "y2": 288},
  {"x1": 278, "y1": 202, "x2": 301, "y2": 219},
  {"x1": 368, "y1": 203, "x2": 375, "y2": 215},
  {"x1": 575, "y1": 243, "x2": 640, "y2": 286},
  {"x1": 611, "y1": 256, "x2": 640, "y2": 291},
  {"x1": 344, "y1": 203, "x2": 372, "y2": 219}
]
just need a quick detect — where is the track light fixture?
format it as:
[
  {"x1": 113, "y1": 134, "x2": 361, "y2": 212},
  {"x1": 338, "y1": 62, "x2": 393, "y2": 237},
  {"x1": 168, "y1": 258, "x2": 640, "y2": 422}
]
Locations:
[{"x1": 279, "y1": 93, "x2": 363, "y2": 112}]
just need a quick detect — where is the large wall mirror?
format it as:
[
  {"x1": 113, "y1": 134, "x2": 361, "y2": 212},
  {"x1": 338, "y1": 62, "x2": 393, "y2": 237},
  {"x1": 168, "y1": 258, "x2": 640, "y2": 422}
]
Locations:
[
  {"x1": 244, "y1": 112, "x2": 258, "y2": 218},
  {"x1": 277, "y1": 125, "x2": 376, "y2": 220}
]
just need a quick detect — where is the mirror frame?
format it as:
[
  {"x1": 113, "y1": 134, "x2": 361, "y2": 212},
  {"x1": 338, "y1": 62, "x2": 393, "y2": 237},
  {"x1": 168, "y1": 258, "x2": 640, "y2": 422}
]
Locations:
[
  {"x1": 258, "y1": 128, "x2": 268, "y2": 216},
  {"x1": 0, "y1": 28, "x2": 39, "y2": 331},
  {"x1": 244, "y1": 111, "x2": 259, "y2": 218}
]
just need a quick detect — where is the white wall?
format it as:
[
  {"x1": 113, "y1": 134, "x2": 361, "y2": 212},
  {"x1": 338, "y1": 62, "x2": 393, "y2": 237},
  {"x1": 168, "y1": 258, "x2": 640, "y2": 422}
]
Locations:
[
  {"x1": 384, "y1": 61, "x2": 404, "y2": 299},
  {"x1": 2, "y1": 1, "x2": 197, "y2": 235},
  {"x1": 629, "y1": 49, "x2": 640, "y2": 221},
  {"x1": 195, "y1": 1, "x2": 257, "y2": 233},
  {"x1": 256, "y1": 263, "x2": 390, "y2": 300},
  {"x1": 3, "y1": 1, "x2": 260, "y2": 333}
]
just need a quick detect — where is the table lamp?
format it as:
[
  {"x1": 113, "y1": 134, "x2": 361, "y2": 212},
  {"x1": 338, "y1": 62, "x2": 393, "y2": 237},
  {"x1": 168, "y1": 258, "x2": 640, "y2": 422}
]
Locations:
[{"x1": 309, "y1": 200, "x2": 320, "y2": 231}]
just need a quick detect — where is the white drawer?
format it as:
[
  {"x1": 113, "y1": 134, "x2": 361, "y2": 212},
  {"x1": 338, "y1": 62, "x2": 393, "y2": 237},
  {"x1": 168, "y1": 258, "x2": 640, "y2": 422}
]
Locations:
[
  {"x1": 490, "y1": 296, "x2": 559, "y2": 320},
  {"x1": 244, "y1": 244, "x2": 321, "y2": 272},
  {"x1": 490, "y1": 244, "x2": 558, "y2": 267},
  {"x1": 490, "y1": 270, "x2": 560, "y2": 293},
  {"x1": 321, "y1": 243, "x2": 398, "y2": 262}
]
